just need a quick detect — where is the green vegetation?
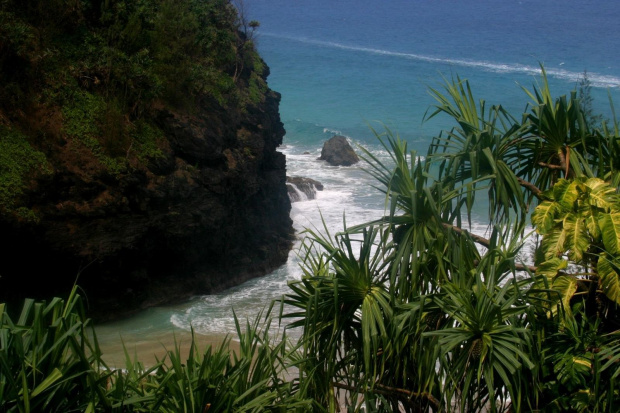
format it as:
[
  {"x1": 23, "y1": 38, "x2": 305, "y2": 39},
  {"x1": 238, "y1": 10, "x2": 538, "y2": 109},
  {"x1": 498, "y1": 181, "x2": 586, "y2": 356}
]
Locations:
[
  {"x1": 0, "y1": 0, "x2": 267, "y2": 199},
  {"x1": 0, "y1": 287, "x2": 313, "y2": 412},
  {"x1": 0, "y1": 127, "x2": 49, "y2": 218},
  {"x1": 129, "y1": 121, "x2": 166, "y2": 163},
  {"x1": 279, "y1": 69, "x2": 620, "y2": 411},
  {"x1": 0, "y1": 0, "x2": 243, "y2": 111},
  {"x1": 248, "y1": 71, "x2": 268, "y2": 105},
  {"x1": 4, "y1": 69, "x2": 620, "y2": 412}
]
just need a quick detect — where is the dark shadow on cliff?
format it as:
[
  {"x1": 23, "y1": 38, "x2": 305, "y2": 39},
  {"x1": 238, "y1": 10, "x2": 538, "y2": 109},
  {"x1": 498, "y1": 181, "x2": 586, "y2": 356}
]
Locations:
[{"x1": 0, "y1": 0, "x2": 294, "y2": 321}]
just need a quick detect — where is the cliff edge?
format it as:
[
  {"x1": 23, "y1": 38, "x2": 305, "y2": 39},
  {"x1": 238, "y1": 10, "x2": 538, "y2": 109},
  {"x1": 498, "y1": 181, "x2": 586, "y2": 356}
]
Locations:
[{"x1": 0, "y1": 0, "x2": 293, "y2": 320}]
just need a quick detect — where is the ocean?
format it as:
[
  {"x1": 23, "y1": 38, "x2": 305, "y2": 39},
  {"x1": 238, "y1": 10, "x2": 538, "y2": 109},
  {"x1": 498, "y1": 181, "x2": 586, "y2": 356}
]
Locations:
[{"x1": 95, "y1": 0, "x2": 620, "y2": 351}]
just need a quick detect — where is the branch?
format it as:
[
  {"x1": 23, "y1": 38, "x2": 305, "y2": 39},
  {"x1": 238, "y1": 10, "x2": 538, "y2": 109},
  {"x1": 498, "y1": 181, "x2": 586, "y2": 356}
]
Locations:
[
  {"x1": 538, "y1": 161, "x2": 563, "y2": 170},
  {"x1": 515, "y1": 263, "x2": 537, "y2": 273},
  {"x1": 473, "y1": 259, "x2": 537, "y2": 273},
  {"x1": 557, "y1": 146, "x2": 571, "y2": 178},
  {"x1": 332, "y1": 382, "x2": 440, "y2": 411},
  {"x1": 443, "y1": 224, "x2": 537, "y2": 273},
  {"x1": 517, "y1": 177, "x2": 543, "y2": 199},
  {"x1": 442, "y1": 223, "x2": 490, "y2": 249}
]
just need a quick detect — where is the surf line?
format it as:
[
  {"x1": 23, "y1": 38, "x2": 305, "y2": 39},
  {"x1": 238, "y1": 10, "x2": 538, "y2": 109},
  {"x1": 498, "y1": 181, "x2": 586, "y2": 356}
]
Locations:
[{"x1": 261, "y1": 32, "x2": 620, "y2": 89}]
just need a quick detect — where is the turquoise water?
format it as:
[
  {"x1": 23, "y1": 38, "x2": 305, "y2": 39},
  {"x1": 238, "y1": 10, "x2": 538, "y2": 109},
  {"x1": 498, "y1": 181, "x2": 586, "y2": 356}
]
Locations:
[
  {"x1": 253, "y1": 0, "x2": 620, "y2": 145},
  {"x1": 96, "y1": 0, "x2": 620, "y2": 347}
]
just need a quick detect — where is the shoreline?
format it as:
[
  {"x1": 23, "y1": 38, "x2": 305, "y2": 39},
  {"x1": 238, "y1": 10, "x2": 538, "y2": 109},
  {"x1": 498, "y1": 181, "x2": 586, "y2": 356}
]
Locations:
[
  {"x1": 93, "y1": 300, "x2": 240, "y2": 368},
  {"x1": 95, "y1": 327, "x2": 237, "y2": 368}
]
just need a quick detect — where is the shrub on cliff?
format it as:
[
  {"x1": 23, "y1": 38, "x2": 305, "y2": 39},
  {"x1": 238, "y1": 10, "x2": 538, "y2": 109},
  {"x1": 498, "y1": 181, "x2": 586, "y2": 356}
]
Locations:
[
  {"x1": 0, "y1": 126, "x2": 50, "y2": 219},
  {"x1": 0, "y1": 0, "x2": 268, "y2": 212},
  {"x1": 0, "y1": 0, "x2": 243, "y2": 111}
]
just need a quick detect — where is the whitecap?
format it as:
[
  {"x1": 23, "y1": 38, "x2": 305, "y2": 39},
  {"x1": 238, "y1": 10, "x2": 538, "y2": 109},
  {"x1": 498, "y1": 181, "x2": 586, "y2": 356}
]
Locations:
[{"x1": 262, "y1": 32, "x2": 620, "y2": 89}]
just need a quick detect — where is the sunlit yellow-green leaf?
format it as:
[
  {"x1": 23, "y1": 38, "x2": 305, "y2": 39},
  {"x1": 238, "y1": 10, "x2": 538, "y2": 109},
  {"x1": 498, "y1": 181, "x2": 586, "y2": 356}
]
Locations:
[
  {"x1": 563, "y1": 214, "x2": 590, "y2": 262},
  {"x1": 31, "y1": 368, "x2": 63, "y2": 397},
  {"x1": 532, "y1": 201, "x2": 559, "y2": 234},
  {"x1": 598, "y1": 253, "x2": 620, "y2": 305},
  {"x1": 541, "y1": 227, "x2": 567, "y2": 260},
  {"x1": 536, "y1": 257, "x2": 568, "y2": 279},
  {"x1": 553, "y1": 179, "x2": 578, "y2": 212},
  {"x1": 552, "y1": 275, "x2": 579, "y2": 313},
  {"x1": 586, "y1": 208, "x2": 601, "y2": 240},
  {"x1": 586, "y1": 178, "x2": 617, "y2": 210},
  {"x1": 572, "y1": 357, "x2": 592, "y2": 369},
  {"x1": 601, "y1": 213, "x2": 620, "y2": 255}
]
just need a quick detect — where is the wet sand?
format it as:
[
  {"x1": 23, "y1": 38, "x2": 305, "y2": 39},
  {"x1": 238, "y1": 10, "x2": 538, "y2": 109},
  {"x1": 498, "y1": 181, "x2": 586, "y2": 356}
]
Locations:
[
  {"x1": 91, "y1": 301, "x2": 238, "y2": 367},
  {"x1": 91, "y1": 300, "x2": 297, "y2": 373},
  {"x1": 94, "y1": 325, "x2": 237, "y2": 368}
]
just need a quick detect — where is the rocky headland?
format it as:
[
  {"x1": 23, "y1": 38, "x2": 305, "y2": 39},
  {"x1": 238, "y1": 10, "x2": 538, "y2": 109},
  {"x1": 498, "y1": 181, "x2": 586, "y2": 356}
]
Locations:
[{"x1": 0, "y1": 0, "x2": 293, "y2": 320}]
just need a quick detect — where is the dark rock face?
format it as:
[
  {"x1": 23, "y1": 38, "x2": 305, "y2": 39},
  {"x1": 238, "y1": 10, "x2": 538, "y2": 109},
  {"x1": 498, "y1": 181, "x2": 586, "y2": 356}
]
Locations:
[
  {"x1": 318, "y1": 135, "x2": 359, "y2": 166},
  {"x1": 286, "y1": 176, "x2": 324, "y2": 202},
  {"x1": 0, "y1": 90, "x2": 293, "y2": 322}
]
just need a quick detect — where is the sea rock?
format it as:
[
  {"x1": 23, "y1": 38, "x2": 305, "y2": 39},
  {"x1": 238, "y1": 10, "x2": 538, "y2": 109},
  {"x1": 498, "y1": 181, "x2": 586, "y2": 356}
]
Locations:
[
  {"x1": 318, "y1": 135, "x2": 359, "y2": 166},
  {"x1": 286, "y1": 176, "x2": 324, "y2": 202}
]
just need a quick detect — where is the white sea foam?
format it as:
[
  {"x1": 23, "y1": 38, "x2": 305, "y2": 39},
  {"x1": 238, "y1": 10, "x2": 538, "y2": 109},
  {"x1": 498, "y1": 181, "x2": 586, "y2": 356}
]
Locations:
[
  {"x1": 263, "y1": 32, "x2": 620, "y2": 89},
  {"x1": 323, "y1": 127, "x2": 343, "y2": 136},
  {"x1": 105, "y1": 139, "x2": 538, "y2": 338},
  {"x1": 167, "y1": 141, "x2": 391, "y2": 334},
  {"x1": 286, "y1": 182, "x2": 310, "y2": 202}
]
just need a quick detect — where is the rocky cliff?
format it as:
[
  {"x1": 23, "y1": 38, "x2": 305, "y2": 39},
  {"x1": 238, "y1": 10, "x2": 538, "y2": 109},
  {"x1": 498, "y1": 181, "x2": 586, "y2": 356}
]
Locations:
[{"x1": 0, "y1": 0, "x2": 293, "y2": 320}]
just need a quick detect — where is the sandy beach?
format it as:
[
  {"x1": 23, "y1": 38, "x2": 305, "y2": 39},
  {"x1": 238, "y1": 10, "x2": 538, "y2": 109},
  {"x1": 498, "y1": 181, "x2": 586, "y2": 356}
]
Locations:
[{"x1": 94, "y1": 320, "x2": 237, "y2": 368}]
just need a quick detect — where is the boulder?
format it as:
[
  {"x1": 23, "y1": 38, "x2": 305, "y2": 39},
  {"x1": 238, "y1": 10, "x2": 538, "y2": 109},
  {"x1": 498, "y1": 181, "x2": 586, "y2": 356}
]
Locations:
[
  {"x1": 318, "y1": 135, "x2": 359, "y2": 166},
  {"x1": 286, "y1": 176, "x2": 324, "y2": 202}
]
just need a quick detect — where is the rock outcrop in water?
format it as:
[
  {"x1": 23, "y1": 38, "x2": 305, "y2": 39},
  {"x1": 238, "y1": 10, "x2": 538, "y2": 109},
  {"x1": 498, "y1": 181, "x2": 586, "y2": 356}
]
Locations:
[
  {"x1": 0, "y1": 0, "x2": 293, "y2": 320},
  {"x1": 319, "y1": 135, "x2": 360, "y2": 166},
  {"x1": 286, "y1": 176, "x2": 324, "y2": 202}
]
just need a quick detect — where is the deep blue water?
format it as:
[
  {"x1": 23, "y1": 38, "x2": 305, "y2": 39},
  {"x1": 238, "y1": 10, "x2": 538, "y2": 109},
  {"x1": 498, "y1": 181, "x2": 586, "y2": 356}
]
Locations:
[
  {"x1": 250, "y1": 0, "x2": 620, "y2": 150},
  {"x1": 95, "y1": 0, "x2": 620, "y2": 347}
]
